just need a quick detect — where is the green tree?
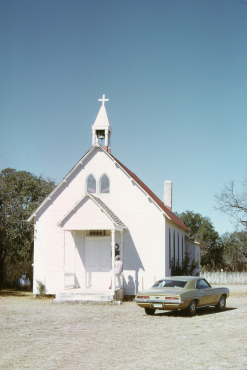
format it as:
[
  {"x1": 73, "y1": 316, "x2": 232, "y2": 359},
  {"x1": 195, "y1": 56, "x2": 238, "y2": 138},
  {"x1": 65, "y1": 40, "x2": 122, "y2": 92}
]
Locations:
[
  {"x1": 221, "y1": 231, "x2": 247, "y2": 271},
  {"x1": 171, "y1": 251, "x2": 197, "y2": 276},
  {"x1": 176, "y1": 211, "x2": 224, "y2": 270},
  {"x1": 0, "y1": 168, "x2": 55, "y2": 289}
]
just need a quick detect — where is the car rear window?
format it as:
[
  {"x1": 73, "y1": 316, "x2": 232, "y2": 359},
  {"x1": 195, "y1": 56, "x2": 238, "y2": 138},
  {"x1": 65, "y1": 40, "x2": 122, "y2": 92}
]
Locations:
[{"x1": 152, "y1": 280, "x2": 187, "y2": 288}]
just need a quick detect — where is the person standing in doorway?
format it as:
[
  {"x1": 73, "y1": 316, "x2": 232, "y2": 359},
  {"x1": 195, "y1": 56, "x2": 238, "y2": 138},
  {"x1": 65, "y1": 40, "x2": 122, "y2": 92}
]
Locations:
[{"x1": 109, "y1": 255, "x2": 123, "y2": 289}]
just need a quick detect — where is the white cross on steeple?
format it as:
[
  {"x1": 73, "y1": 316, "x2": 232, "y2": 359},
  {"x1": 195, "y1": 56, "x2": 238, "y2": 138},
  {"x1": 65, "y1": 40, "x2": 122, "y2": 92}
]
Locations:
[
  {"x1": 98, "y1": 94, "x2": 109, "y2": 106},
  {"x1": 92, "y1": 94, "x2": 112, "y2": 152}
]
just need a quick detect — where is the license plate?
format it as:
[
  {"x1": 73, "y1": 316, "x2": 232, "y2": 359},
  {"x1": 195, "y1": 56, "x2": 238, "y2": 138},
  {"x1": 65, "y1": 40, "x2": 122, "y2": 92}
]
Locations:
[{"x1": 154, "y1": 303, "x2": 163, "y2": 308}]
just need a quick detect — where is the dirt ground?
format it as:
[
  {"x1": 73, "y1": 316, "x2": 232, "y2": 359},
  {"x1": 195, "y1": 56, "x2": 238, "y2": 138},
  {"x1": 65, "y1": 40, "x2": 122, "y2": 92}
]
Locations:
[{"x1": 0, "y1": 285, "x2": 247, "y2": 370}]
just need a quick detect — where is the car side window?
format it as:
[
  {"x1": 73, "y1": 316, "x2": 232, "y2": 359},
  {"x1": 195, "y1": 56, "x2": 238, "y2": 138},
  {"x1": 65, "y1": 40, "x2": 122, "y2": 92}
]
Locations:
[{"x1": 196, "y1": 279, "x2": 211, "y2": 290}]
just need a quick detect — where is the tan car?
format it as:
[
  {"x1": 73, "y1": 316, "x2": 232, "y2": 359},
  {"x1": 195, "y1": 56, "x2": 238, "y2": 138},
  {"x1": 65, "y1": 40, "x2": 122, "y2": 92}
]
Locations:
[{"x1": 134, "y1": 276, "x2": 230, "y2": 316}]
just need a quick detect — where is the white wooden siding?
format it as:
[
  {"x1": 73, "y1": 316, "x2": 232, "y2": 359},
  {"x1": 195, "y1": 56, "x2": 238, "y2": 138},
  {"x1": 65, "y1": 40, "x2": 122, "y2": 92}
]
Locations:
[
  {"x1": 63, "y1": 197, "x2": 114, "y2": 230},
  {"x1": 33, "y1": 148, "x2": 185, "y2": 294}
]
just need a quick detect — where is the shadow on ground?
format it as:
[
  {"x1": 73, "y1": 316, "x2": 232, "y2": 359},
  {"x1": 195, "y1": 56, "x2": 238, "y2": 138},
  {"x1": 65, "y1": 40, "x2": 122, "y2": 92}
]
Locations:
[
  {"x1": 0, "y1": 289, "x2": 32, "y2": 297},
  {"x1": 152, "y1": 307, "x2": 237, "y2": 317}
]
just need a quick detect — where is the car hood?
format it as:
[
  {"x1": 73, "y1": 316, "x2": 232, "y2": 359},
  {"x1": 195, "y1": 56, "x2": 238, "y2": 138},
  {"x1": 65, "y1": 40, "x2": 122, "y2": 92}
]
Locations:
[{"x1": 137, "y1": 288, "x2": 184, "y2": 296}]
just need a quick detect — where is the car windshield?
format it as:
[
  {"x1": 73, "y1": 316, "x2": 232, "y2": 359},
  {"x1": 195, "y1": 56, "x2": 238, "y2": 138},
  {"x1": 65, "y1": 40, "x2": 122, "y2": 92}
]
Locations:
[{"x1": 152, "y1": 280, "x2": 187, "y2": 288}]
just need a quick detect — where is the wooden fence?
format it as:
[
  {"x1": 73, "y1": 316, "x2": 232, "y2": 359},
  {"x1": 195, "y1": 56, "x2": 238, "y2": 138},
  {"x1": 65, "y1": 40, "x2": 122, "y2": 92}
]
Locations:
[{"x1": 201, "y1": 271, "x2": 247, "y2": 284}]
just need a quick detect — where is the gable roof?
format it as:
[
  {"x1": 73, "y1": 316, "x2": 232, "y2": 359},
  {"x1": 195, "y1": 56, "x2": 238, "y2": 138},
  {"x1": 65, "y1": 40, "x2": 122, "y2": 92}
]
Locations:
[
  {"x1": 27, "y1": 144, "x2": 189, "y2": 231},
  {"x1": 90, "y1": 194, "x2": 127, "y2": 229},
  {"x1": 57, "y1": 193, "x2": 127, "y2": 230}
]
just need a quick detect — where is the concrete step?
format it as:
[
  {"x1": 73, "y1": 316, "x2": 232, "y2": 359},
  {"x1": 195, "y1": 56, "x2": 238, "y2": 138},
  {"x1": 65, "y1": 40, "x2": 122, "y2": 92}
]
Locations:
[
  {"x1": 53, "y1": 288, "x2": 124, "y2": 303},
  {"x1": 54, "y1": 290, "x2": 114, "y2": 303}
]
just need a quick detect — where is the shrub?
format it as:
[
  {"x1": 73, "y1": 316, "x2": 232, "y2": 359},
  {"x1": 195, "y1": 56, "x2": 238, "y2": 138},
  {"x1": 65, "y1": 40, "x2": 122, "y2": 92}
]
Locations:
[
  {"x1": 36, "y1": 280, "x2": 46, "y2": 298},
  {"x1": 171, "y1": 251, "x2": 197, "y2": 276}
]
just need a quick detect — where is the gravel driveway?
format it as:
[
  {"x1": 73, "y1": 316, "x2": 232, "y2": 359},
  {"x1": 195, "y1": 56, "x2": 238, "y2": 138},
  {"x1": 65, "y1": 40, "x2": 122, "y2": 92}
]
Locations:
[{"x1": 0, "y1": 285, "x2": 247, "y2": 370}]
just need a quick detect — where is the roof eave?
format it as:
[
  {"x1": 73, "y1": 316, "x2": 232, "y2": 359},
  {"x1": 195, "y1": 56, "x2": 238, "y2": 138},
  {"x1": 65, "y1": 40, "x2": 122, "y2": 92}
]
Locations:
[
  {"x1": 27, "y1": 144, "x2": 189, "y2": 232},
  {"x1": 27, "y1": 145, "x2": 101, "y2": 222},
  {"x1": 57, "y1": 192, "x2": 127, "y2": 230}
]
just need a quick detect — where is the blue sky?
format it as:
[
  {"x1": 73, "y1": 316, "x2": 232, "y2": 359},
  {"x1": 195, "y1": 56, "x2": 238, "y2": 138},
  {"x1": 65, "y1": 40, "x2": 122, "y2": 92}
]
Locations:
[{"x1": 1, "y1": 0, "x2": 247, "y2": 235}]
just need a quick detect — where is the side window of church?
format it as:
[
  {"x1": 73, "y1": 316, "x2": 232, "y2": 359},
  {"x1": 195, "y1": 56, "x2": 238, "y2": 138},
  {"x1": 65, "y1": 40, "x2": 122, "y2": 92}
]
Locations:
[
  {"x1": 87, "y1": 175, "x2": 96, "y2": 193},
  {"x1": 169, "y1": 228, "x2": 171, "y2": 269},
  {"x1": 100, "y1": 174, "x2": 110, "y2": 193},
  {"x1": 173, "y1": 230, "x2": 175, "y2": 262}
]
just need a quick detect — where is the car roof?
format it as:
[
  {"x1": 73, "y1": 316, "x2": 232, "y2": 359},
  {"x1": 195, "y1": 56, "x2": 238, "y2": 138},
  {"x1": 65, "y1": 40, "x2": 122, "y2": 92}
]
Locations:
[{"x1": 160, "y1": 276, "x2": 200, "y2": 281}]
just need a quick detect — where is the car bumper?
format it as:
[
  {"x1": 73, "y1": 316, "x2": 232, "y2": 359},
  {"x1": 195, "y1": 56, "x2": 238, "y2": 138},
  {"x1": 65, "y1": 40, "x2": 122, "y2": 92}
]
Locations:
[{"x1": 134, "y1": 298, "x2": 188, "y2": 311}]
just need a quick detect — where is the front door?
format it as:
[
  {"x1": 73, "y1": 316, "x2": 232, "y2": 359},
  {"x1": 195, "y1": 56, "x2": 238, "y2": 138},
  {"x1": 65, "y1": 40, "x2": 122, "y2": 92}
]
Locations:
[{"x1": 85, "y1": 237, "x2": 111, "y2": 287}]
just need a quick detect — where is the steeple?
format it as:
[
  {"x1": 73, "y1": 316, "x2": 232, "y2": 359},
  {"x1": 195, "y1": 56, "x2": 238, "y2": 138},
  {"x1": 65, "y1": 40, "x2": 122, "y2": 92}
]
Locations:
[{"x1": 92, "y1": 94, "x2": 112, "y2": 153}]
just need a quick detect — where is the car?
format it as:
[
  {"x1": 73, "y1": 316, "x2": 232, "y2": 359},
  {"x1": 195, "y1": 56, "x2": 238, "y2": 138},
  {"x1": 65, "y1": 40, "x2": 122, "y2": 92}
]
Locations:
[{"x1": 134, "y1": 276, "x2": 230, "y2": 316}]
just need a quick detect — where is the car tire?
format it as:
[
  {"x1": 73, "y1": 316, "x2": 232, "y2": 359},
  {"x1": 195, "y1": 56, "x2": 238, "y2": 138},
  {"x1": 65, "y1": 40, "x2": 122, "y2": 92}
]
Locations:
[
  {"x1": 145, "y1": 308, "x2": 156, "y2": 315},
  {"x1": 185, "y1": 300, "x2": 197, "y2": 316},
  {"x1": 215, "y1": 295, "x2": 226, "y2": 311}
]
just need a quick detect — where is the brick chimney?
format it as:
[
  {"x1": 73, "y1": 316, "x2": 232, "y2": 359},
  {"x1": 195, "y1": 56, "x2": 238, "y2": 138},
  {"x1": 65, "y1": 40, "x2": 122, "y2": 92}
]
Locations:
[{"x1": 164, "y1": 181, "x2": 172, "y2": 211}]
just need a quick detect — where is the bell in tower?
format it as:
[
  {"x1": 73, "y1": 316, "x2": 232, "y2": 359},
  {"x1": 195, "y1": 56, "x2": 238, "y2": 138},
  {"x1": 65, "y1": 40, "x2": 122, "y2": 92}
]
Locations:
[
  {"x1": 96, "y1": 130, "x2": 105, "y2": 140},
  {"x1": 92, "y1": 94, "x2": 112, "y2": 153}
]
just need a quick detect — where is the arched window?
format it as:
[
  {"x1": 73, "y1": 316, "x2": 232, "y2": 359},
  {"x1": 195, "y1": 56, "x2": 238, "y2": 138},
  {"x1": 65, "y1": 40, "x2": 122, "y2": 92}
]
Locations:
[
  {"x1": 100, "y1": 174, "x2": 110, "y2": 193},
  {"x1": 86, "y1": 175, "x2": 96, "y2": 193},
  {"x1": 181, "y1": 236, "x2": 183, "y2": 262},
  {"x1": 169, "y1": 228, "x2": 171, "y2": 269},
  {"x1": 173, "y1": 230, "x2": 175, "y2": 267}
]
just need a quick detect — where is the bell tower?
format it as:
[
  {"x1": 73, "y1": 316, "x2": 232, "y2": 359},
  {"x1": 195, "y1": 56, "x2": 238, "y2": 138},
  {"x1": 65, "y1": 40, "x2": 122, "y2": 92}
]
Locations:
[{"x1": 92, "y1": 94, "x2": 112, "y2": 153}]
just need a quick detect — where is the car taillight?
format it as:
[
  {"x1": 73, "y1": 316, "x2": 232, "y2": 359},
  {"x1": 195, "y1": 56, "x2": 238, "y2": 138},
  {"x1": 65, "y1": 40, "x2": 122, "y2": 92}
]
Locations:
[
  {"x1": 165, "y1": 297, "x2": 179, "y2": 300},
  {"x1": 137, "y1": 296, "x2": 150, "y2": 299}
]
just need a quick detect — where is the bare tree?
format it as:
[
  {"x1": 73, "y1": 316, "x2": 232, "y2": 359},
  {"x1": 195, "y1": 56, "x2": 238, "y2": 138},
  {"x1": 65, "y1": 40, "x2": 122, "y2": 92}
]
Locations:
[
  {"x1": 215, "y1": 176, "x2": 247, "y2": 229},
  {"x1": 221, "y1": 231, "x2": 247, "y2": 271}
]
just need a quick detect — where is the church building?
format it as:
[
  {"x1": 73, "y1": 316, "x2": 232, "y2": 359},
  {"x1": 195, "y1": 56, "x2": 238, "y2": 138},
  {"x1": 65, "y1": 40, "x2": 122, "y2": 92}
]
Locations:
[{"x1": 28, "y1": 95, "x2": 200, "y2": 301}]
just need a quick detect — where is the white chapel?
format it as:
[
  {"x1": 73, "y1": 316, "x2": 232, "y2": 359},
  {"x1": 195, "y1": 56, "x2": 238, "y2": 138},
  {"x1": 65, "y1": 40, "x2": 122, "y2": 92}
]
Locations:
[{"x1": 28, "y1": 95, "x2": 200, "y2": 301}]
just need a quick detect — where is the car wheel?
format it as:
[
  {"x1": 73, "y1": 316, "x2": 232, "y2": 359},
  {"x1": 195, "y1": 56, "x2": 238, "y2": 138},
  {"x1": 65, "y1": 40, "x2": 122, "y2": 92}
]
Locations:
[
  {"x1": 215, "y1": 295, "x2": 226, "y2": 311},
  {"x1": 145, "y1": 308, "x2": 156, "y2": 315},
  {"x1": 185, "y1": 300, "x2": 197, "y2": 316}
]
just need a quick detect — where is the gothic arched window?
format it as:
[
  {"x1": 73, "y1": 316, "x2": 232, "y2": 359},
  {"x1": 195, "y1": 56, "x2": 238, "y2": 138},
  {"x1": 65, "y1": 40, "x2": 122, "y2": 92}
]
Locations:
[
  {"x1": 182, "y1": 235, "x2": 184, "y2": 262},
  {"x1": 173, "y1": 230, "x2": 176, "y2": 266},
  {"x1": 86, "y1": 175, "x2": 96, "y2": 193},
  {"x1": 100, "y1": 174, "x2": 110, "y2": 193},
  {"x1": 169, "y1": 228, "x2": 171, "y2": 269}
]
